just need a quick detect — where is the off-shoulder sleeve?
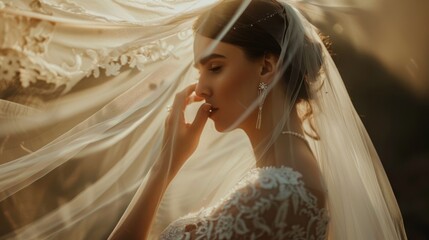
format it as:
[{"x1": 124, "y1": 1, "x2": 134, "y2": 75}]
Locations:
[{"x1": 160, "y1": 167, "x2": 329, "y2": 240}]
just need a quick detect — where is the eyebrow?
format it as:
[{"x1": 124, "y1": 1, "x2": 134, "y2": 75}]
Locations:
[{"x1": 193, "y1": 53, "x2": 226, "y2": 68}]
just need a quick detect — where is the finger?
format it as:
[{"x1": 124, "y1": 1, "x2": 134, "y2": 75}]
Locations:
[
  {"x1": 171, "y1": 84, "x2": 198, "y2": 122},
  {"x1": 165, "y1": 113, "x2": 171, "y2": 128},
  {"x1": 171, "y1": 83, "x2": 197, "y2": 112},
  {"x1": 193, "y1": 95, "x2": 205, "y2": 102},
  {"x1": 186, "y1": 93, "x2": 205, "y2": 105},
  {"x1": 191, "y1": 103, "x2": 211, "y2": 135},
  {"x1": 180, "y1": 83, "x2": 198, "y2": 108}
]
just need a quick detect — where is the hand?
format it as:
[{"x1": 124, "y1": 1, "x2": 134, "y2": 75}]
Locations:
[{"x1": 162, "y1": 83, "x2": 211, "y2": 178}]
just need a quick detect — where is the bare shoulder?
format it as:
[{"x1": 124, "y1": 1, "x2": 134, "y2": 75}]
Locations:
[{"x1": 288, "y1": 141, "x2": 326, "y2": 207}]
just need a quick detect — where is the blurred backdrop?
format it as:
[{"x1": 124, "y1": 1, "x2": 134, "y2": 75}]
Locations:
[{"x1": 315, "y1": 2, "x2": 429, "y2": 237}]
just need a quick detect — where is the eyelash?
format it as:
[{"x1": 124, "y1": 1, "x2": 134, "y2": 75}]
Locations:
[{"x1": 208, "y1": 65, "x2": 222, "y2": 73}]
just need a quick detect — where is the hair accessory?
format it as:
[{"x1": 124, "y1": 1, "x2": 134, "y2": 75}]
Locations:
[
  {"x1": 256, "y1": 82, "x2": 269, "y2": 129},
  {"x1": 232, "y1": 9, "x2": 284, "y2": 30}
]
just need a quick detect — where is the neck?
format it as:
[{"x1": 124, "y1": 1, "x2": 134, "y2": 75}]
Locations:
[{"x1": 240, "y1": 90, "x2": 307, "y2": 168}]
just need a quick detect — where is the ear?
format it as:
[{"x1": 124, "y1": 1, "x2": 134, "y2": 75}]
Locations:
[{"x1": 259, "y1": 53, "x2": 278, "y2": 84}]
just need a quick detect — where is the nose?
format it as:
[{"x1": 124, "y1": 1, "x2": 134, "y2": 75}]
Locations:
[{"x1": 195, "y1": 76, "x2": 212, "y2": 99}]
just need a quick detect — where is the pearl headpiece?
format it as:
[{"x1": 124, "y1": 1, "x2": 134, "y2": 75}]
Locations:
[{"x1": 232, "y1": 8, "x2": 285, "y2": 30}]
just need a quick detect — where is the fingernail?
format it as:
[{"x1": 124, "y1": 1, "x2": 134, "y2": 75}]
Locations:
[{"x1": 203, "y1": 103, "x2": 212, "y2": 112}]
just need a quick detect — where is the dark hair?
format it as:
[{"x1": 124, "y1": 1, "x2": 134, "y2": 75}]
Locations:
[{"x1": 193, "y1": 0, "x2": 326, "y2": 101}]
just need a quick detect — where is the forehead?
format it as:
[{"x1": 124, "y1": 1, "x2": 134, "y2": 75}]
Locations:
[{"x1": 193, "y1": 34, "x2": 243, "y2": 64}]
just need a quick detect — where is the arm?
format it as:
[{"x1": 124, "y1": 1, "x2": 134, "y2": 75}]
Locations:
[{"x1": 109, "y1": 83, "x2": 212, "y2": 240}]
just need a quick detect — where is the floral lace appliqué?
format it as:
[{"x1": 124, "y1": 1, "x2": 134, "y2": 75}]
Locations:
[{"x1": 160, "y1": 167, "x2": 329, "y2": 240}]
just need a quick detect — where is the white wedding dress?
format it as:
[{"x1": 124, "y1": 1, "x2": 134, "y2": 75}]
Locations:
[
  {"x1": 160, "y1": 167, "x2": 328, "y2": 239},
  {"x1": 0, "y1": 1, "x2": 408, "y2": 239}
]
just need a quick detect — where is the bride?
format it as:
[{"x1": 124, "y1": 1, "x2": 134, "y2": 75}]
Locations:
[
  {"x1": 110, "y1": 0, "x2": 405, "y2": 239},
  {"x1": 0, "y1": 0, "x2": 407, "y2": 239}
]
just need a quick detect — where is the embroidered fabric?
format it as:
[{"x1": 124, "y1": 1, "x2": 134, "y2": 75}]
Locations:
[
  {"x1": 0, "y1": 1, "x2": 408, "y2": 239},
  {"x1": 0, "y1": 3, "x2": 192, "y2": 106},
  {"x1": 160, "y1": 167, "x2": 328, "y2": 240}
]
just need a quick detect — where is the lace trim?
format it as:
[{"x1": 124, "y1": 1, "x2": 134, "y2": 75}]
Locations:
[
  {"x1": 1, "y1": 8, "x2": 193, "y2": 100},
  {"x1": 160, "y1": 167, "x2": 329, "y2": 239},
  {"x1": 84, "y1": 39, "x2": 176, "y2": 78}
]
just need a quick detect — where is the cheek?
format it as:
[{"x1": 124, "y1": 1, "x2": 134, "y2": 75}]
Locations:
[{"x1": 218, "y1": 67, "x2": 259, "y2": 112}]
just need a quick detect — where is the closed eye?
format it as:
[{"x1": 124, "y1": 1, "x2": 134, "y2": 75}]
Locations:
[{"x1": 209, "y1": 66, "x2": 222, "y2": 73}]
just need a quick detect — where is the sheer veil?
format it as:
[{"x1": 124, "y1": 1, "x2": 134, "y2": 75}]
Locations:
[{"x1": 0, "y1": 0, "x2": 407, "y2": 239}]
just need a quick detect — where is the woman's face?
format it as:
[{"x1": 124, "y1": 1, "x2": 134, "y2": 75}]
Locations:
[{"x1": 193, "y1": 34, "x2": 262, "y2": 132}]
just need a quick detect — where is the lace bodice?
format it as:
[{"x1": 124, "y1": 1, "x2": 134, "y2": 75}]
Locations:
[{"x1": 160, "y1": 167, "x2": 329, "y2": 240}]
